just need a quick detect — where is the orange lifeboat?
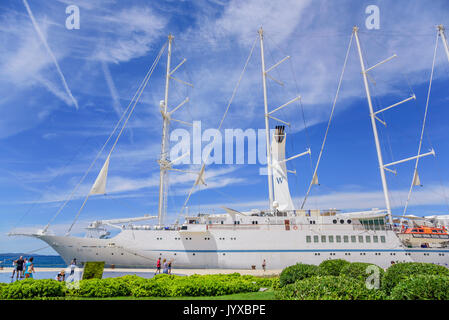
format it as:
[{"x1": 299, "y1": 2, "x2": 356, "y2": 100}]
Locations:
[{"x1": 402, "y1": 225, "x2": 449, "y2": 235}]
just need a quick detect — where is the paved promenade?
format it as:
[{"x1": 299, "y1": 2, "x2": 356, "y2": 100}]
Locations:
[{"x1": 0, "y1": 267, "x2": 281, "y2": 276}]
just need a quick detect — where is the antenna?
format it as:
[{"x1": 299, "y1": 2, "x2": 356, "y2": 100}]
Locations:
[{"x1": 353, "y1": 26, "x2": 434, "y2": 227}]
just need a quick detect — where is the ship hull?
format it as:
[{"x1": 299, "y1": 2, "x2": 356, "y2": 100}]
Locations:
[{"x1": 35, "y1": 225, "x2": 449, "y2": 269}]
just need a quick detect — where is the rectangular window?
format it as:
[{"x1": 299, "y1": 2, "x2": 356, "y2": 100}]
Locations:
[
  {"x1": 380, "y1": 236, "x2": 386, "y2": 243},
  {"x1": 336, "y1": 235, "x2": 342, "y2": 243},
  {"x1": 321, "y1": 235, "x2": 326, "y2": 243},
  {"x1": 373, "y1": 236, "x2": 379, "y2": 243},
  {"x1": 313, "y1": 235, "x2": 319, "y2": 243},
  {"x1": 306, "y1": 236, "x2": 311, "y2": 243},
  {"x1": 366, "y1": 235, "x2": 371, "y2": 243},
  {"x1": 351, "y1": 236, "x2": 356, "y2": 243},
  {"x1": 343, "y1": 235, "x2": 349, "y2": 243},
  {"x1": 329, "y1": 235, "x2": 334, "y2": 243},
  {"x1": 358, "y1": 235, "x2": 363, "y2": 243}
]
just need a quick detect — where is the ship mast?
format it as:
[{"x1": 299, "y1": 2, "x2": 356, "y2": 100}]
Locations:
[
  {"x1": 353, "y1": 26, "x2": 394, "y2": 226},
  {"x1": 258, "y1": 27, "x2": 274, "y2": 210},
  {"x1": 157, "y1": 34, "x2": 173, "y2": 226},
  {"x1": 438, "y1": 25, "x2": 449, "y2": 64},
  {"x1": 157, "y1": 34, "x2": 193, "y2": 226},
  {"x1": 353, "y1": 26, "x2": 435, "y2": 227}
]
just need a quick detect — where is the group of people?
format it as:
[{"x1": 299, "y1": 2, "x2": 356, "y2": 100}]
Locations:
[
  {"x1": 11, "y1": 256, "x2": 35, "y2": 280},
  {"x1": 155, "y1": 257, "x2": 173, "y2": 275}
]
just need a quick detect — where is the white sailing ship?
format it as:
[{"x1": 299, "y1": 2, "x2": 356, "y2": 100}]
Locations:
[{"x1": 10, "y1": 26, "x2": 449, "y2": 269}]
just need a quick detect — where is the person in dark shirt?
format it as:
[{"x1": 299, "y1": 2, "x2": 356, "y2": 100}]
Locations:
[{"x1": 16, "y1": 256, "x2": 24, "y2": 279}]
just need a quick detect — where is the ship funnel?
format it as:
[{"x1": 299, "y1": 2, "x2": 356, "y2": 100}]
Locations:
[{"x1": 271, "y1": 126, "x2": 295, "y2": 211}]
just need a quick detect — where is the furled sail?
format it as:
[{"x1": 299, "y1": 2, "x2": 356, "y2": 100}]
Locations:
[
  {"x1": 413, "y1": 170, "x2": 422, "y2": 186},
  {"x1": 90, "y1": 155, "x2": 110, "y2": 195},
  {"x1": 312, "y1": 173, "x2": 319, "y2": 185}
]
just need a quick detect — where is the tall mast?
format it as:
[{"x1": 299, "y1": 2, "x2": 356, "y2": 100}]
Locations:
[
  {"x1": 438, "y1": 25, "x2": 449, "y2": 64},
  {"x1": 259, "y1": 27, "x2": 274, "y2": 211},
  {"x1": 353, "y1": 26, "x2": 393, "y2": 226},
  {"x1": 158, "y1": 34, "x2": 173, "y2": 226}
]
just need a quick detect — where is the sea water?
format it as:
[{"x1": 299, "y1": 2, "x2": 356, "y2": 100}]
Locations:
[{"x1": 0, "y1": 254, "x2": 166, "y2": 283}]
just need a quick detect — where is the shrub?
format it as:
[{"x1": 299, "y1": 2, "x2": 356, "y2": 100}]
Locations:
[
  {"x1": 0, "y1": 279, "x2": 65, "y2": 299},
  {"x1": 131, "y1": 278, "x2": 172, "y2": 297},
  {"x1": 274, "y1": 276, "x2": 386, "y2": 300},
  {"x1": 131, "y1": 274, "x2": 260, "y2": 298},
  {"x1": 390, "y1": 275, "x2": 449, "y2": 300},
  {"x1": 318, "y1": 259, "x2": 351, "y2": 276},
  {"x1": 68, "y1": 277, "x2": 132, "y2": 298},
  {"x1": 382, "y1": 262, "x2": 449, "y2": 294},
  {"x1": 82, "y1": 261, "x2": 105, "y2": 280},
  {"x1": 340, "y1": 262, "x2": 384, "y2": 283},
  {"x1": 279, "y1": 263, "x2": 319, "y2": 287}
]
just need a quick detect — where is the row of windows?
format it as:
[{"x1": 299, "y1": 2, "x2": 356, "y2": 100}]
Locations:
[
  {"x1": 102, "y1": 251, "x2": 445, "y2": 258},
  {"x1": 306, "y1": 235, "x2": 386, "y2": 244},
  {"x1": 169, "y1": 237, "x2": 240, "y2": 241}
]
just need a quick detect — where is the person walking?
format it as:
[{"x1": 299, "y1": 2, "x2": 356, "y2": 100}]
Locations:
[
  {"x1": 262, "y1": 259, "x2": 266, "y2": 272},
  {"x1": 69, "y1": 259, "x2": 77, "y2": 276},
  {"x1": 24, "y1": 257, "x2": 35, "y2": 279},
  {"x1": 155, "y1": 257, "x2": 161, "y2": 275},
  {"x1": 10, "y1": 259, "x2": 17, "y2": 280},
  {"x1": 16, "y1": 256, "x2": 24, "y2": 279},
  {"x1": 162, "y1": 259, "x2": 168, "y2": 274},
  {"x1": 168, "y1": 260, "x2": 172, "y2": 275}
]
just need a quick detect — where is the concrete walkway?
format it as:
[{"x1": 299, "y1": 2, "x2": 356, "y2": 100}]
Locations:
[{"x1": 0, "y1": 267, "x2": 281, "y2": 276}]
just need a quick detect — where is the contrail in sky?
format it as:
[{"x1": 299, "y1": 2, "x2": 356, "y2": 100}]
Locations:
[
  {"x1": 101, "y1": 60, "x2": 123, "y2": 118},
  {"x1": 23, "y1": 0, "x2": 79, "y2": 109}
]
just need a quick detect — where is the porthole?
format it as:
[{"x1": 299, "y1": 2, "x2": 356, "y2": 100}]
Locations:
[
  {"x1": 340, "y1": 219, "x2": 344, "y2": 224},
  {"x1": 333, "y1": 219, "x2": 337, "y2": 224},
  {"x1": 347, "y1": 219, "x2": 352, "y2": 224}
]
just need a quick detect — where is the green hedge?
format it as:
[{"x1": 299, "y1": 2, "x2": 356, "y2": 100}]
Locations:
[
  {"x1": 382, "y1": 262, "x2": 449, "y2": 294},
  {"x1": 0, "y1": 273, "x2": 273, "y2": 299},
  {"x1": 279, "y1": 263, "x2": 319, "y2": 287},
  {"x1": 274, "y1": 275, "x2": 386, "y2": 300},
  {"x1": 82, "y1": 261, "x2": 105, "y2": 280},
  {"x1": 0, "y1": 279, "x2": 65, "y2": 299},
  {"x1": 340, "y1": 262, "x2": 384, "y2": 283},
  {"x1": 130, "y1": 274, "x2": 260, "y2": 298},
  {"x1": 389, "y1": 275, "x2": 449, "y2": 300},
  {"x1": 318, "y1": 259, "x2": 351, "y2": 276}
]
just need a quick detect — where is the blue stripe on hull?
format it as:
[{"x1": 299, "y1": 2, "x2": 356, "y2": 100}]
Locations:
[{"x1": 145, "y1": 248, "x2": 449, "y2": 253}]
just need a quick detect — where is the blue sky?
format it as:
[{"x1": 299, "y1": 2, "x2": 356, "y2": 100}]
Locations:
[{"x1": 1, "y1": 0, "x2": 449, "y2": 254}]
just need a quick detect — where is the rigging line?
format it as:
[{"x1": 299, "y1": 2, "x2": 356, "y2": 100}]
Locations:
[
  {"x1": 12, "y1": 106, "x2": 116, "y2": 231},
  {"x1": 301, "y1": 32, "x2": 354, "y2": 209},
  {"x1": 265, "y1": 33, "x2": 313, "y2": 204},
  {"x1": 0, "y1": 245, "x2": 51, "y2": 264},
  {"x1": 403, "y1": 31, "x2": 440, "y2": 218},
  {"x1": 175, "y1": 37, "x2": 258, "y2": 222},
  {"x1": 218, "y1": 36, "x2": 258, "y2": 130},
  {"x1": 43, "y1": 43, "x2": 167, "y2": 234},
  {"x1": 172, "y1": 38, "x2": 194, "y2": 123},
  {"x1": 369, "y1": 36, "x2": 416, "y2": 98},
  {"x1": 65, "y1": 42, "x2": 167, "y2": 236}
]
